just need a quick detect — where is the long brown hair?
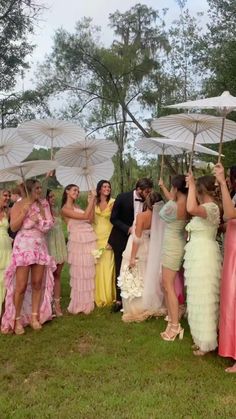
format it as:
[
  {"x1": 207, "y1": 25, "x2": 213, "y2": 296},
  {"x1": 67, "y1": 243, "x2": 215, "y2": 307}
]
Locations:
[
  {"x1": 61, "y1": 184, "x2": 78, "y2": 208},
  {"x1": 96, "y1": 180, "x2": 111, "y2": 205},
  {"x1": 143, "y1": 191, "x2": 163, "y2": 211}
]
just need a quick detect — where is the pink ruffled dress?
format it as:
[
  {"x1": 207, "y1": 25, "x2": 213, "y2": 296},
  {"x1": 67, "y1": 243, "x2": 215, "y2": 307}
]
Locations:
[
  {"x1": 219, "y1": 219, "x2": 236, "y2": 359},
  {"x1": 67, "y1": 208, "x2": 96, "y2": 314},
  {"x1": 1, "y1": 200, "x2": 56, "y2": 333}
]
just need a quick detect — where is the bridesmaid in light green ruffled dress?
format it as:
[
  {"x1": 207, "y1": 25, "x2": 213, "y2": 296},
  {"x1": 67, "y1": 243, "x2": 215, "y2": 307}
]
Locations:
[
  {"x1": 0, "y1": 190, "x2": 12, "y2": 317},
  {"x1": 184, "y1": 173, "x2": 221, "y2": 356},
  {"x1": 46, "y1": 190, "x2": 67, "y2": 316}
]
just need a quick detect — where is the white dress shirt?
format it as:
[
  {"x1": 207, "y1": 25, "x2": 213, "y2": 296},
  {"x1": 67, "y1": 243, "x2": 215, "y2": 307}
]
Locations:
[{"x1": 133, "y1": 190, "x2": 144, "y2": 219}]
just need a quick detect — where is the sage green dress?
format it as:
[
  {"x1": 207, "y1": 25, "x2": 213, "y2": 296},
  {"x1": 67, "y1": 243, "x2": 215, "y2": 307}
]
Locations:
[
  {"x1": 159, "y1": 200, "x2": 186, "y2": 271},
  {"x1": 47, "y1": 216, "x2": 67, "y2": 264}
]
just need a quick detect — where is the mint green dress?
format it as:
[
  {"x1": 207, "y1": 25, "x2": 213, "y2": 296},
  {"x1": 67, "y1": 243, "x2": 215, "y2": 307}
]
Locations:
[
  {"x1": 159, "y1": 200, "x2": 186, "y2": 271},
  {"x1": 0, "y1": 217, "x2": 12, "y2": 315},
  {"x1": 47, "y1": 216, "x2": 67, "y2": 264}
]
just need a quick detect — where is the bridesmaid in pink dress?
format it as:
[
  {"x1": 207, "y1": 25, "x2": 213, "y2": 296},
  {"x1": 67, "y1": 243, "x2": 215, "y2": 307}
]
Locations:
[
  {"x1": 215, "y1": 163, "x2": 236, "y2": 372},
  {"x1": 1, "y1": 179, "x2": 55, "y2": 335},
  {"x1": 61, "y1": 184, "x2": 96, "y2": 314}
]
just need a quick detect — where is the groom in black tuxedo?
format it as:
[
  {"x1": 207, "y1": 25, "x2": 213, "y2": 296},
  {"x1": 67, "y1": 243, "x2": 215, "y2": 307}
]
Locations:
[{"x1": 108, "y1": 178, "x2": 153, "y2": 312}]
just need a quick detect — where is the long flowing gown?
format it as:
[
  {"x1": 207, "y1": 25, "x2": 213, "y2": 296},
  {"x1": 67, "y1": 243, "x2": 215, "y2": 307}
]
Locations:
[
  {"x1": 47, "y1": 215, "x2": 67, "y2": 264},
  {"x1": 118, "y1": 202, "x2": 165, "y2": 322},
  {"x1": 119, "y1": 229, "x2": 150, "y2": 322},
  {"x1": 219, "y1": 219, "x2": 236, "y2": 359},
  {"x1": 93, "y1": 199, "x2": 116, "y2": 307},
  {"x1": 0, "y1": 217, "x2": 12, "y2": 316},
  {"x1": 1, "y1": 200, "x2": 56, "y2": 332},
  {"x1": 184, "y1": 202, "x2": 222, "y2": 352},
  {"x1": 67, "y1": 208, "x2": 96, "y2": 314}
]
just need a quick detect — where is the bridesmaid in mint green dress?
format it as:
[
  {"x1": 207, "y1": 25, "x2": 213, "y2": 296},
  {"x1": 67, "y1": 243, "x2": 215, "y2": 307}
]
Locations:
[
  {"x1": 184, "y1": 173, "x2": 221, "y2": 356},
  {"x1": 0, "y1": 190, "x2": 12, "y2": 317},
  {"x1": 159, "y1": 175, "x2": 188, "y2": 341},
  {"x1": 46, "y1": 190, "x2": 67, "y2": 316}
]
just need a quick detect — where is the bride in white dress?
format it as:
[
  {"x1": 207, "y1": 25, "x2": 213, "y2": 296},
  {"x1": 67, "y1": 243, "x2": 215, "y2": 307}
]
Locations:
[{"x1": 118, "y1": 191, "x2": 165, "y2": 322}]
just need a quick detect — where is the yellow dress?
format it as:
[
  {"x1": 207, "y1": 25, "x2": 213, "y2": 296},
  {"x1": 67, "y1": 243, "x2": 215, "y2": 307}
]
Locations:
[
  {"x1": 0, "y1": 217, "x2": 12, "y2": 315},
  {"x1": 93, "y1": 199, "x2": 116, "y2": 307}
]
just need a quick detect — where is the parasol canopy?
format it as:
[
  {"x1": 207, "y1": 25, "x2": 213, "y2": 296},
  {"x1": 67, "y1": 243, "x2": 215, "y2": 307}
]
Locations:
[
  {"x1": 166, "y1": 91, "x2": 236, "y2": 161},
  {"x1": 55, "y1": 138, "x2": 118, "y2": 167},
  {"x1": 18, "y1": 118, "x2": 86, "y2": 159},
  {"x1": 166, "y1": 91, "x2": 236, "y2": 115},
  {"x1": 0, "y1": 160, "x2": 58, "y2": 183},
  {"x1": 0, "y1": 128, "x2": 33, "y2": 169},
  {"x1": 56, "y1": 160, "x2": 114, "y2": 191},
  {"x1": 151, "y1": 113, "x2": 236, "y2": 144},
  {"x1": 151, "y1": 113, "x2": 236, "y2": 169},
  {"x1": 135, "y1": 137, "x2": 221, "y2": 177},
  {"x1": 135, "y1": 137, "x2": 221, "y2": 157}
]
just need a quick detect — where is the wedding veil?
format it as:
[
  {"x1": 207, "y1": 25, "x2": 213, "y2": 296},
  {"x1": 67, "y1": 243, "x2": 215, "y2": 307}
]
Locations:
[{"x1": 142, "y1": 201, "x2": 165, "y2": 312}]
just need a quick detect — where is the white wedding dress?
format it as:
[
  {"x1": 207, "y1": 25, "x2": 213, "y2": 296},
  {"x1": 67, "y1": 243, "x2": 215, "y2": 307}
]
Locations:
[{"x1": 118, "y1": 202, "x2": 165, "y2": 322}]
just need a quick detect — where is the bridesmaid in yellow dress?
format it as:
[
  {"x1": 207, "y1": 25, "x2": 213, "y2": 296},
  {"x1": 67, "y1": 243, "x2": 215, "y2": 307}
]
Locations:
[
  {"x1": 93, "y1": 180, "x2": 116, "y2": 307},
  {"x1": 0, "y1": 189, "x2": 12, "y2": 316}
]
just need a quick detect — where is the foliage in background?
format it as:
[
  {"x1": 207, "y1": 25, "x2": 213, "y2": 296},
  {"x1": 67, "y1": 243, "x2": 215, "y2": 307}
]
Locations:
[
  {"x1": 0, "y1": 0, "x2": 45, "y2": 92},
  {"x1": 1, "y1": 0, "x2": 236, "y2": 192}
]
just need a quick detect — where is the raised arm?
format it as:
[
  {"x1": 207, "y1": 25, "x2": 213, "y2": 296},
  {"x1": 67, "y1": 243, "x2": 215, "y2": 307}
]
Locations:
[
  {"x1": 214, "y1": 163, "x2": 236, "y2": 219},
  {"x1": 158, "y1": 178, "x2": 174, "y2": 201},
  {"x1": 185, "y1": 172, "x2": 207, "y2": 218},
  {"x1": 10, "y1": 200, "x2": 32, "y2": 232},
  {"x1": 61, "y1": 194, "x2": 96, "y2": 221}
]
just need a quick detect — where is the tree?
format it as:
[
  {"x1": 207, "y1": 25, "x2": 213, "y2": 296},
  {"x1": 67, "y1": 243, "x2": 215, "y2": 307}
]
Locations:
[
  {"x1": 0, "y1": 89, "x2": 50, "y2": 129},
  {"x1": 0, "y1": 0, "x2": 45, "y2": 92},
  {"x1": 36, "y1": 5, "x2": 173, "y2": 191},
  {"x1": 167, "y1": 0, "x2": 204, "y2": 102},
  {"x1": 198, "y1": 0, "x2": 236, "y2": 95}
]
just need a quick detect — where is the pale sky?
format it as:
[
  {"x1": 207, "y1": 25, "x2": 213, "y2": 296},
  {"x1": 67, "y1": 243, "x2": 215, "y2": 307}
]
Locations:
[{"x1": 22, "y1": 0, "x2": 209, "y2": 89}]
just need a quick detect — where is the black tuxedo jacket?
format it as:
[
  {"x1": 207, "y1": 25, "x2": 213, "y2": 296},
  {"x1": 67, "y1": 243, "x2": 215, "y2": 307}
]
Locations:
[{"x1": 108, "y1": 190, "x2": 134, "y2": 253}]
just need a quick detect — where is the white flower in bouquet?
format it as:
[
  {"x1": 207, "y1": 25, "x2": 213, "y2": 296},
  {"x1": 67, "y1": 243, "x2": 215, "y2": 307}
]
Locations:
[
  {"x1": 118, "y1": 265, "x2": 143, "y2": 301},
  {"x1": 91, "y1": 247, "x2": 105, "y2": 263}
]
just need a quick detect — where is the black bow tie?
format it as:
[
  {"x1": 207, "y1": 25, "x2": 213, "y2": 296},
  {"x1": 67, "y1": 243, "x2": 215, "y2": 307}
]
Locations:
[{"x1": 135, "y1": 198, "x2": 144, "y2": 202}]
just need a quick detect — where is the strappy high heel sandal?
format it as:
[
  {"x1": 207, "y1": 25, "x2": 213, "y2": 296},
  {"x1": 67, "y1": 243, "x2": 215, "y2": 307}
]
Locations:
[
  {"x1": 160, "y1": 321, "x2": 172, "y2": 338},
  {"x1": 160, "y1": 323, "x2": 184, "y2": 341},
  {"x1": 14, "y1": 317, "x2": 25, "y2": 335},
  {"x1": 30, "y1": 313, "x2": 42, "y2": 330},
  {"x1": 53, "y1": 298, "x2": 63, "y2": 317}
]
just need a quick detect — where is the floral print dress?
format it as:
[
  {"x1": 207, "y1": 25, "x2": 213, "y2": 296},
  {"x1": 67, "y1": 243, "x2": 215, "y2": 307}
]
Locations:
[{"x1": 1, "y1": 200, "x2": 56, "y2": 333}]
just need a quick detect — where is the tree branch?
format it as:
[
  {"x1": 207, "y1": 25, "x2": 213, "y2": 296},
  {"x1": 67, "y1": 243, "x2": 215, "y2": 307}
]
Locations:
[{"x1": 86, "y1": 120, "x2": 133, "y2": 136}]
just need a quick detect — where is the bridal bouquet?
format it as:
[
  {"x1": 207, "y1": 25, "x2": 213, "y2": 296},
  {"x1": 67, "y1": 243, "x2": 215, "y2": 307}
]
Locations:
[
  {"x1": 118, "y1": 265, "x2": 143, "y2": 301},
  {"x1": 91, "y1": 247, "x2": 105, "y2": 263}
]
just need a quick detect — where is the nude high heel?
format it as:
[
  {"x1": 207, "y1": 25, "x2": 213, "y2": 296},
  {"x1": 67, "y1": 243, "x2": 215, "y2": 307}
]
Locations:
[
  {"x1": 30, "y1": 313, "x2": 42, "y2": 330},
  {"x1": 14, "y1": 317, "x2": 25, "y2": 335},
  {"x1": 160, "y1": 323, "x2": 184, "y2": 341}
]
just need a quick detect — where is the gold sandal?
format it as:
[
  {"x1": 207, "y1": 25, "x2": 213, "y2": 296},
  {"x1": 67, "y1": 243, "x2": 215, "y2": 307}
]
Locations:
[
  {"x1": 30, "y1": 313, "x2": 42, "y2": 330},
  {"x1": 14, "y1": 317, "x2": 25, "y2": 335}
]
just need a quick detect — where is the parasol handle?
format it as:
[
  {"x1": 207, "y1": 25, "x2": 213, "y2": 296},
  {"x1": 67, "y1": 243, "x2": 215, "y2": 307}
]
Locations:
[
  {"x1": 160, "y1": 151, "x2": 164, "y2": 179},
  {"x1": 50, "y1": 134, "x2": 54, "y2": 160},
  {"x1": 20, "y1": 167, "x2": 29, "y2": 198},
  {"x1": 189, "y1": 133, "x2": 197, "y2": 172},
  {"x1": 217, "y1": 116, "x2": 225, "y2": 163}
]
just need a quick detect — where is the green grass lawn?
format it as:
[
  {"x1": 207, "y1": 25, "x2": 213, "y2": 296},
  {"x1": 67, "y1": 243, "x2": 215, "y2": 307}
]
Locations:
[{"x1": 0, "y1": 266, "x2": 235, "y2": 419}]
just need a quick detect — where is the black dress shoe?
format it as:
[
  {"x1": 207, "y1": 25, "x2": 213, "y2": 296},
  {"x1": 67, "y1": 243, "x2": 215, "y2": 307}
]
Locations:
[{"x1": 111, "y1": 302, "x2": 122, "y2": 313}]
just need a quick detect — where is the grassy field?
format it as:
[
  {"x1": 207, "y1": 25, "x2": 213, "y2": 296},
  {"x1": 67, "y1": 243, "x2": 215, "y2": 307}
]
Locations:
[{"x1": 0, "y1": 266, "x2": 235, "y2": 419}]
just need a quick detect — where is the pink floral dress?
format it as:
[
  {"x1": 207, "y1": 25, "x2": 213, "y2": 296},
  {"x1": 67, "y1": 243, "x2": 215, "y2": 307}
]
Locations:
[{"x1": 1, "y1": 200, "x2": 56, "y2": 332}]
